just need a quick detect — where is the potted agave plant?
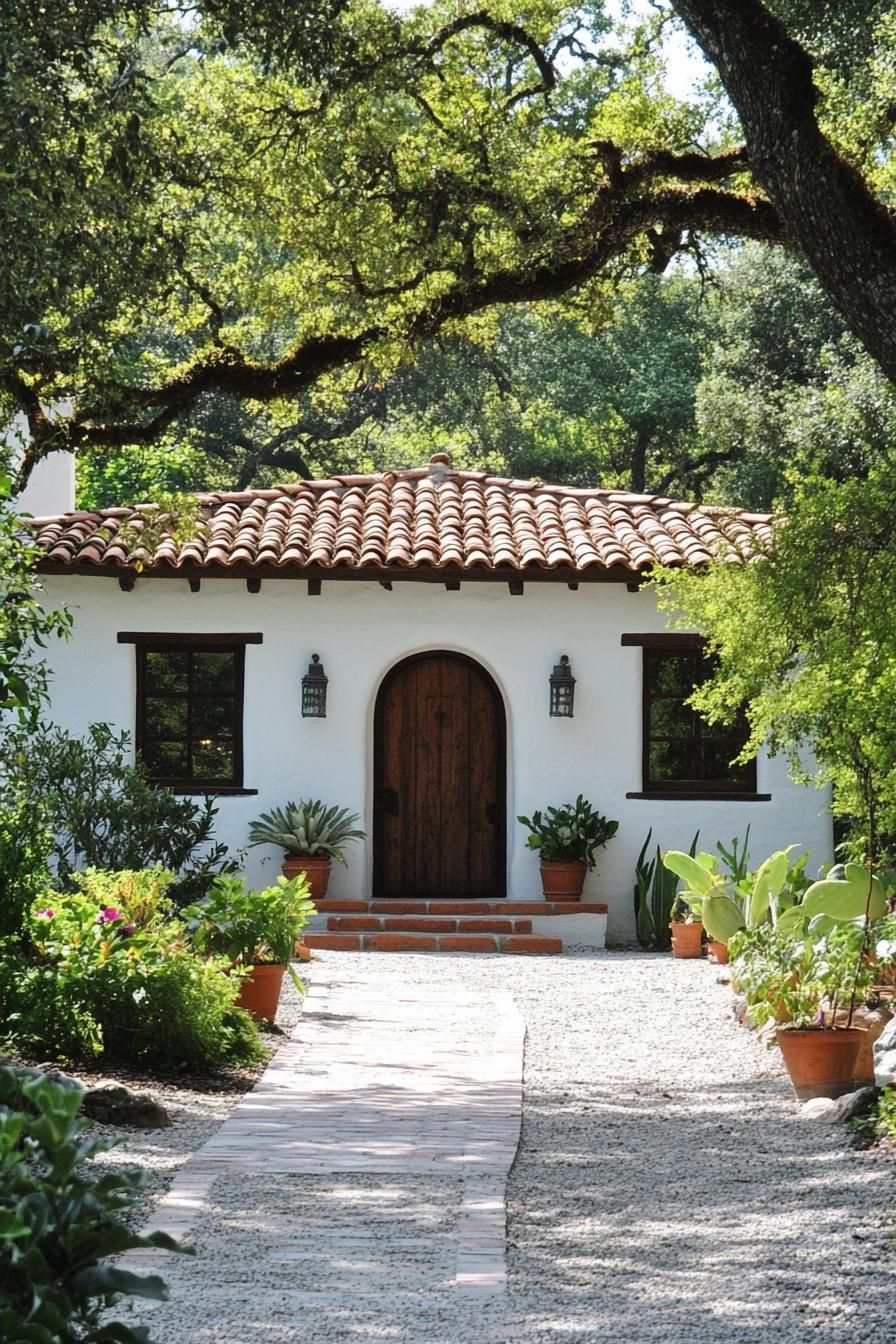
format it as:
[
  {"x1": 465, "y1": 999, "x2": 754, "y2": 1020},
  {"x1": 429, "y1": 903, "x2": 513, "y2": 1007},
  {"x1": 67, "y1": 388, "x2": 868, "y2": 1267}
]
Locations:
[
  {"x1": 248, "y1": 799, "x2": 365, "y2": 900},
  {"x1": 517, "y1": 796, "x2": 618, "y2": 900},
  {"x1": 182, "y1": 874, "x2": 316, "y2": 1023}
]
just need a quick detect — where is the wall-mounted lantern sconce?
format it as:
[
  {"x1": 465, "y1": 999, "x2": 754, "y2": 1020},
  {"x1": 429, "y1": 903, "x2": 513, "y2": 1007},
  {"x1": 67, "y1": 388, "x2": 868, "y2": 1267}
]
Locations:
[
  {"x1": 302, "y1": 654, "x2": 328, "y2": 718},
  {"x1": 549, "y1": 654, "x2": 576, "y2": 718}
]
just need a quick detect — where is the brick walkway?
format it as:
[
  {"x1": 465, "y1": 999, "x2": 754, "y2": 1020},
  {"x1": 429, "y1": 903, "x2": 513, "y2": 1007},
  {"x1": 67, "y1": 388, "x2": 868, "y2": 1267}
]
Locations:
[{"x1": 127, "y1": 960, "x2": 525, "y2": 1341}]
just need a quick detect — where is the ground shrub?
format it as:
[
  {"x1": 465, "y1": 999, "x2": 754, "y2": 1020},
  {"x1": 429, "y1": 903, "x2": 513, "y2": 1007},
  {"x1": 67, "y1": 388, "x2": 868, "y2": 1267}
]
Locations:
[
  {"x1": 0, "y1": 780, "x2": 52, "y2": 937},
  {"x1": 0, "y1": 1065, "x2": 185, "y2": 1343},
  {"x1": 0, "y1": 871, "x2": 264, "y2": 1070},
  {"x1": 0, "y1": 722, "x2": 236, "y2": 902},
  {"x1": 856, "y1": 1086, "x2": 896, "y2": 1142}
]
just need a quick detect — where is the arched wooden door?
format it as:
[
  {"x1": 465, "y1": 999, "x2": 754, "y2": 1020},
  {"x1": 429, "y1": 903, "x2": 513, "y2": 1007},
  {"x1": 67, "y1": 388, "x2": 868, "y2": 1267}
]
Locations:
[{"x1": 373, "y1": 652, "x2": 506, "y2": 900}]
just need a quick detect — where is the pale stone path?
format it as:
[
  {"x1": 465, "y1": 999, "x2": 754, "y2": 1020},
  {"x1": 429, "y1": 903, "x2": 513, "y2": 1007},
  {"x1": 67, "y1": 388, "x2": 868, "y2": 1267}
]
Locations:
[{"x1": 126, "y1": 961, "x2": 525, "y2": 1342}]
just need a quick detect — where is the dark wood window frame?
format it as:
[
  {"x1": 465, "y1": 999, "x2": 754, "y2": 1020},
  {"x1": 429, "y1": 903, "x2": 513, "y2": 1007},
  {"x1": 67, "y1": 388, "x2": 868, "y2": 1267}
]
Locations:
[
  {"x1": 117, "y1": 632, "x2": 262, "y2": 795},
  {"x1": 621, "y1": 633, "x2": 770, "y2": 802}
]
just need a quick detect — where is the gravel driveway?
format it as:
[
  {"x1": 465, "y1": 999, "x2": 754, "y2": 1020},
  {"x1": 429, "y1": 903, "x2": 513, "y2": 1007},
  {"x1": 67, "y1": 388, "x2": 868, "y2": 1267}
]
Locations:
[{"x1": 102, "y1": 950, "x2": 894, "y2": 1343}]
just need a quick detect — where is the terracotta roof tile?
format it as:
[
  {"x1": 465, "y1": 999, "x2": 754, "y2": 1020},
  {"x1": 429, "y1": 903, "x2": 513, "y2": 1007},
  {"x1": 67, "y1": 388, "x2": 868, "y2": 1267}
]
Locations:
[{"x1": 27, "y1": 455, "x2": 774, "y2": 578}]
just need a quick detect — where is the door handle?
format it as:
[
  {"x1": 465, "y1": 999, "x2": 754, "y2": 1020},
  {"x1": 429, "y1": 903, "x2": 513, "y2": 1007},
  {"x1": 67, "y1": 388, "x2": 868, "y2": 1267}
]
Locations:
[
  {"x1": 485, "y1": 801, "x2": 497, "y2": 825},
  {"x1": 384, "y1": 787, "x2": 400, "y2": 816}
]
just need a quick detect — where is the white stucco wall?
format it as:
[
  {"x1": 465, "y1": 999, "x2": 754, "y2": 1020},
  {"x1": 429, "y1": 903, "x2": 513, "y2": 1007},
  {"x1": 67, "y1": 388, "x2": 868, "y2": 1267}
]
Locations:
[{"x1": 38, "y1": 575, "x2": 833, "y2": 941}]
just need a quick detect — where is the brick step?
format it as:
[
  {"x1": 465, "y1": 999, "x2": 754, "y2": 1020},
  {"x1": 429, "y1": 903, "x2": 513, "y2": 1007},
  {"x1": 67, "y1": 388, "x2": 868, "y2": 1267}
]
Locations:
[
  {"x1": 313, "y1": 898, "x2": 607, "y2": 916},
  {"x1": 303, "y1": 931, "x2": 563, "y2": 955},
  {"x1": 326, "y1": 915, "x2": 534, "y2": 934}
]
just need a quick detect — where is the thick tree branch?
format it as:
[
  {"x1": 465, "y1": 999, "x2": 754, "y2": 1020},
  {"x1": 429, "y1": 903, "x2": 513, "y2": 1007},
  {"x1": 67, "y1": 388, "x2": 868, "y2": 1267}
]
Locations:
[
  {"x1": 671, "y1": 0, "x2": 896, "y2": 385},
  {"x1": 13, "y1": 182, "x2": 787, "y2": 489}
]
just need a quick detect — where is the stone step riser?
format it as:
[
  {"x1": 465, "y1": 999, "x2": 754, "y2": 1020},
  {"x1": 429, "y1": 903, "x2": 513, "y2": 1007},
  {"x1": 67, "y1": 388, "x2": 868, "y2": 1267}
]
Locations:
[
  {"x1": 304, "y1": 931, "x2": 563, "y2": 955},
  {"x1": 326, "y1": 916, "x2": 535, "y2": 934},
  {"x1": 314, "y1": 898, "x2": 607, "y2": 916}
]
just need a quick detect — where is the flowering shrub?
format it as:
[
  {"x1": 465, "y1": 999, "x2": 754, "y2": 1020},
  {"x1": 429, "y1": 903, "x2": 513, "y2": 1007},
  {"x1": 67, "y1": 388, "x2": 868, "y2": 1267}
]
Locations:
[{"x1": 0, "y1": 870, "x2": 264, "y2": 1069}]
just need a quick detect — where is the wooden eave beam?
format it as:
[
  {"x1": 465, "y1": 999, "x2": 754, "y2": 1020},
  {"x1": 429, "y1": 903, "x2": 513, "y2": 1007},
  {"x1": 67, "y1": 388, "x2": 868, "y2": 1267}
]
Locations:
[{"x1": 36, "y1": 561, "x2": 646, "y2": 586}]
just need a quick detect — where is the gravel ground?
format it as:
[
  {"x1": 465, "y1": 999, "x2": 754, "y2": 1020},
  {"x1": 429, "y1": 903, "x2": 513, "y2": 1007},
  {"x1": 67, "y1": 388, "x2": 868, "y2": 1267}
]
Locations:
[
  {"x1": 83, "y1": 975, "x2": 305, "y2": 1226},
  {"x1": 100, "y1": 949, "x2": 895, "y2": 1343}
]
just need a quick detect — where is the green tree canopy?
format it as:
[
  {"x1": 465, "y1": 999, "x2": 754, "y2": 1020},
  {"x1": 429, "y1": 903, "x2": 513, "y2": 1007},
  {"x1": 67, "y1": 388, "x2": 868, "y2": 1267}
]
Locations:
[
  {"x1": 653, "y1": 471, "x2": 896, "y2": 852},
  {"x1": 6, "y1": 0, "x2": 896, "y2": 489}
]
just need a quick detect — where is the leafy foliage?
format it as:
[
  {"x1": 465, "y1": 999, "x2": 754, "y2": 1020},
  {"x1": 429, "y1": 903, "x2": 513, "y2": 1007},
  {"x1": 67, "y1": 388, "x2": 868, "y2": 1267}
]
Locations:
[
  {"x1": 0, "y1": 466, "x2": 71, "y2": 723},
  {"x1": 729, "y1": 920, "x2": 876, "y2": 1029},
  {"x1": 248, "y1": 799, "x2": 365, "y2": 862},
  {"x1": 182, "y1": 873, "x2": 314, "y2": 982},
  {"x1": 1, "y1": 872, "x2": 264, "y2": 1068},
  {"x1": 654, "y1": 470, "x2": 896, "y2": 849},
  {"x1": 0, "y1": 778, "x2": 52, "y2": 939},
  {"x1": 1, "y1": 722, "x2": 236, "y2": 900},
  {"x1": 633, "y1": 827, "x2": 698, "y2": 949},
  {"x1": 0, "y1": 1064, "x2": 188, "y2": 1344},
  {"x1": 517, "y1": 795, "x2": 618, "y2": 868}
]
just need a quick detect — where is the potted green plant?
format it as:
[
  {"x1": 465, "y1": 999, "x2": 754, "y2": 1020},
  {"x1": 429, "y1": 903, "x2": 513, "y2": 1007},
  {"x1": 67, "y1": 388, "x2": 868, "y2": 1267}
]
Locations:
[
  {"x1": 667, "y1": 894, "x2": 704, "y2": 958},
  {"x1": 662, "y1": 844, "x2": 810, "y2": 962},
  {"x1": 730, "y1": 923, "x2": 872, "y2": 1100},
  {"x1": 248, "y1": 799, "x2": 365, "y2": 900},
  {"x1": 517, "y1": 796, "x2": 618, "y2": 900},
  {"x1": 182, "y1": 874, "x2": 316, "y2": 1023},
  {"x1": 729, "y1": 863, "x2": 890, "y2": 1100}
]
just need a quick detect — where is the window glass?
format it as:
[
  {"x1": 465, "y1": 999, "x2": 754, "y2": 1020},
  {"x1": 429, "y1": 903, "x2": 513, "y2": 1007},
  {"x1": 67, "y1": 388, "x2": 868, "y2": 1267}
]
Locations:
[
  {"x1": 137, "y1": 645, "x2": 243, "y2": 787},
  {"x1": 643, "y1": 647, "x2": 755, "y2": 793}
]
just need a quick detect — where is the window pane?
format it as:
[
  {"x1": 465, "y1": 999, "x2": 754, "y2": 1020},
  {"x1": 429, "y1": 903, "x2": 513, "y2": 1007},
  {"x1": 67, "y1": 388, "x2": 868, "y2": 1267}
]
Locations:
[
  {"x1": 144, "y1": 697, "x2": 188, "y2": 737},
  {"x1": 194, "y1": 651, "x2": 236, "y2": 693},
  {"x1": 145, "y1": 651, "x2": 188, "y2": 693},
  {"x1": 192, "y1": 740, "x2": 234, "y2": 780},
  {"x1": 191, "y1": 697, "x2": 234, "y2": 737},
  {"x1": 649, "y1": 697, "x2": 695, "y2": 739},
  {"x1": 701, "y1": 740, "x2": 752, "y2": 786},
  {"x1": 649, "y1": 740, "x2": 695, "y2": 782},
  {"x1": 647, "y1": 652, "x2": 696, "y2": 696},
  {"x1": 143, "y1": 741, "x2": 189, "y2": 778}
]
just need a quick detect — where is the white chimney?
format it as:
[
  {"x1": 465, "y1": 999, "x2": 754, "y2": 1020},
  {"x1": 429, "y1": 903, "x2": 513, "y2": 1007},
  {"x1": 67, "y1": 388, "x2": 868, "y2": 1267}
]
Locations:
[{"x1": 7, "y1": 410, "x2": 76, "y2": 517}]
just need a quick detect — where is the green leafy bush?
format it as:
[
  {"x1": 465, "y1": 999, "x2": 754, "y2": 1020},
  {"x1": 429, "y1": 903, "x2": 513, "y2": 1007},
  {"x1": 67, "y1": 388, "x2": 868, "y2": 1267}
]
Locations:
[
  {"x1": 0, "y1": 872, "x2": 264, "y2": 1069},
  {"x1": 0, "y1": 779, "x2": 52, "y2": 937},
  {"x1": 0, "y1": 723, "x2": 236, "y2": 902},
  {"x1": 183, "y1": 873, "x2": 314, "y2": 975},
  {"x1": 0, "y1": 1065, "x2": 186, "y2": 1343}
]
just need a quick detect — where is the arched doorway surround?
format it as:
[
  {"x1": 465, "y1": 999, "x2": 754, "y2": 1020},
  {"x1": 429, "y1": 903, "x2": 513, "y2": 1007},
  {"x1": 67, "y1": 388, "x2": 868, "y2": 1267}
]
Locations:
[{"x1": 373, "y1": 651, "x2": 507, "y2": 900}]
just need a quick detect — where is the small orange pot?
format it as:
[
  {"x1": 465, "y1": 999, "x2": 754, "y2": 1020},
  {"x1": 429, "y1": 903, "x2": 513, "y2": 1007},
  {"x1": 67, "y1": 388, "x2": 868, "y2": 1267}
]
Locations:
[
  {"x1": 708, "y1": 940, "x2": 730, "y2": 965},
  {"x1": 283, "y1": 854, "x2": 331, "y2": 901},
  {"x1": 539, "y1": 859, "x2": 587, "y2": 901},
  {"x1": 775, "y1": 1027, "x2": 863, "y2": 1101},
  {"x1": 236, "y1": 963, "x2": 286, "y2": 1024},
  {"x1": 669, "y1": 921, "x2": 704, "y2": 958}
]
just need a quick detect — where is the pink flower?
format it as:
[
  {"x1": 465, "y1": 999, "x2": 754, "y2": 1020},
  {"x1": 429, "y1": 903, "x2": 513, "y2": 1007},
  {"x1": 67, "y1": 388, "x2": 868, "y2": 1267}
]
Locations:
[
  {"x1": 98, "y1": 907, "x2": 125, "y2": 924},
  {"x1": 120, "y1": 923, "x2": 136, "y2": 937},
  {"x1": 34, "y1": 908, "x2": 55, "y2": 921}
]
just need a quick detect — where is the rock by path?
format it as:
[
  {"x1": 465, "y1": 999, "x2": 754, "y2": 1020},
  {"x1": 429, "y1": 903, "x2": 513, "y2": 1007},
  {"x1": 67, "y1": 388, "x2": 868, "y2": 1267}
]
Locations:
[{"x1": 121, "y1": 950, "x2": 894, "y2": 1344}]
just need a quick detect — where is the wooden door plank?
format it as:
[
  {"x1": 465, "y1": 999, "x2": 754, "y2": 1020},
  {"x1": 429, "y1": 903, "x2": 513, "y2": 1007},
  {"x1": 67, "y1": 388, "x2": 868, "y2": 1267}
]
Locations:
[
  {"x1": 468, "y1": 666, "x2": 499, "y2": 894},
  {"x1": 381, "y1": 669, "x2": 403, "y2": 895},
  {"x1": 440, "y1": 659, "x2": 469, "y2": 894}
]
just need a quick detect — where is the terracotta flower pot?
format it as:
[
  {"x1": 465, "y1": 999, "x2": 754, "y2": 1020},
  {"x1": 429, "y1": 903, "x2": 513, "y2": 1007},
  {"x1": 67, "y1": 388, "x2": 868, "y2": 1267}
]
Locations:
[
  {"x1": 832, "y1": 1005, "x2": 894, "y2": 1085},
  {"x1": 669, "y1": 921, "x2": 704, "y2": 958},
  {"x1": 539, "y1": 859, "x2": 587, "y2": 900},
  {"x1": 775, "y1": 1027, "x2": 863, "y2": 1101},
  {"x1": 283, "y1": 854, "x2": 331, "y2": 901},
  {"x1": 236, "y1": 962, "x2": 286, "y2": 1024},
  {"x1": 708, "y1": 940, "x2": 730, "y2": 965}
]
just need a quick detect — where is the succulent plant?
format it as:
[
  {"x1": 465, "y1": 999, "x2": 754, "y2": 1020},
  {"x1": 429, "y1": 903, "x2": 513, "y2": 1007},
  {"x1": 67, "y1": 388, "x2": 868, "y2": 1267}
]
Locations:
[{"x1": 248, "y1": 799, "x2": 365, "y2": 863}]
